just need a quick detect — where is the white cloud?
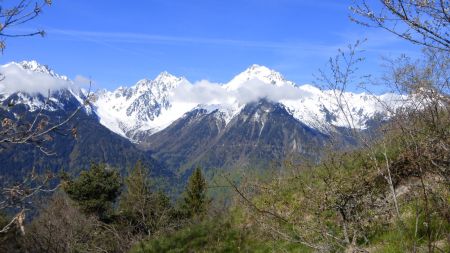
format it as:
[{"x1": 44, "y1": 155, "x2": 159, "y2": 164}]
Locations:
[
  {"x1": 0, "y1": 64, "x2": 70, "y2": 95},
  {"x1": 171, "y1": 78, "x2": 314, "y2": 107},
  {"x1": 172, "y1": 80, "x2": 229, "y2": 104}
]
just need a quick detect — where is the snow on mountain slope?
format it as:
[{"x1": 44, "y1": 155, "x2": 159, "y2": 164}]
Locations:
[
  {"x1": 195, "y1": 103, "x2": 245, "y2": 125},
  {"x1": 0, "y1": 61, "x2": 403, "y2": 141},
  {"x1": 280, "y1": 87, "x2": 403, "y2": 131},
  {"x1": 94, "y1": 65, "x2": 289, "y2": 139},
  {"x1": 94, "y1": 64, "x2": 404, "y2": 140},
  {"x1": 225, "y1": 64, "x2": 294, "y2": 90},
  {"x1": 94, "y1": 72, "x2": 192, "y2": 137},
  {"x1": 0, "y1": 61, "x2": 91, "y2": 113},
  {"x1": 223, "y1": 65, "x2": 403, "y2": 131},
  {"x1": 17, "y1": 60, "x2": 69, "y2": 81}
]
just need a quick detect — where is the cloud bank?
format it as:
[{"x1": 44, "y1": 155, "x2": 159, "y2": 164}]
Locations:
[
  {"x1": 0, "y1": 61, "x2": 320, "y2": 113},
  {"x1": 171, "y1": 79, "x2": 315, "y2": 107},
  {"x1": 0, "y1": 64, "x2": 70, "y2": 95}
]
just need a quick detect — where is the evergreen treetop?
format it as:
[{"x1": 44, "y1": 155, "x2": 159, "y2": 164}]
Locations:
[
  {"x1": 182, "y1": 167, "x2": 209, "y2": 218},
  {"x1": 64, "y1": 163, "x2": 121, "y2": 220}
]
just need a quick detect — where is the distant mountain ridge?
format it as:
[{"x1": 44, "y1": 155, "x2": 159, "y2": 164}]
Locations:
[
  {"x1": 94, "y1": 71, "x2": 189, "y2": 139},
  {"x1": 0, "y1": 60, "x2": 402, "y2": 176},
  {"x1": 96, "y1": 65, "x2": 400, "y2": 141},
  {"x1": 0, "y1": 61, "x2": 171, "y2": 181},
  {"x1": 93, "y1": 63, "x2": 400, "y2": 141},
  {"x1": 145, "y1": 99, "x2": 330, "y2": 174}
]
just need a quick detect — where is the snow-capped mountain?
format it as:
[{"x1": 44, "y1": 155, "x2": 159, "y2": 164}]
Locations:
[
  {"x1": 225, "y1": 64, "x2": 295, "y2": 90},
  {"x1": 94, "y1": 64, "x2": 301, "y2": 141},
  {"x1": 0, "y1": 61, "x2": 90, "y2": 112},
  {"x1": 92, "y1": 64, "x2": 402, "y2": 142},
  {"x1": 145, "y1": 98, "x2": 330, "y2": 173},
  {"x1": 0, "y1": 60, "x2": 405, "y2": 174},
  {"x1": 14, "y1": 60, "x2": 69, "y2": 81},
  {"x1": 0, "y1": 60, "x2": 403, "y2": 139},
  {"x1": 0, "y1": 60, "x2": 169, "y2": 179},
  {"x1": 94, "y1": 71, "x2": 190, "y2": 138},
  {"x1": 280, "y1": 85, "x2": 400, "y2": 131}
]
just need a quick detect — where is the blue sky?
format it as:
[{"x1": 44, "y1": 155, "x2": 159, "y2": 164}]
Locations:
[{"x1": 1, "y1": 0, "x2": 421, "y2": 91}]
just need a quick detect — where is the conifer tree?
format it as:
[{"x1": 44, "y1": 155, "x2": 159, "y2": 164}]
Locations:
[
  {"x1": 119, "y1": 161, "x2": 171, "y2": 235},
  {"x1": 64, "y1": 163, "x2": 121, "y2": 220},
  {"x1": 181, "y1": 167, "x2": 209, "y2": 218}
]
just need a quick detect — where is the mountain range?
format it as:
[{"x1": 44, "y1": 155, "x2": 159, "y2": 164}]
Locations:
[{"x1": 0, "y1": 60, "x2": 402, "y2": 179}]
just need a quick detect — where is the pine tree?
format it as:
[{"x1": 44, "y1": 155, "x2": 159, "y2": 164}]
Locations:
[
  {"x1": 181, "y1": 167, "x2": 209, "y2": 218},
  {"x1": 119, "y1": 161, "x2": 171, "y2": 235},
  {"x1": 64, "y1": 163, "x2": 121, "y2": 220}
]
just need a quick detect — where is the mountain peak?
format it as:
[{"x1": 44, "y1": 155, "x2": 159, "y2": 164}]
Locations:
[
  {"x1": 246, "y1": 64, "x2": 271, "y2": 73},
  {"x1": 94, "y1": 70, "x2": 188, "y2": 137},
  {"x1": 243, "y1": 64, "x2": 277, "y2": 77},
  {"x1": 19, "y1": 60, "x2": 53, "y2": 75},
  {"x1": 9, "y1": 60, "x2": 69, "y2": 81},
  {"x1": 225, "y1": 64, "x2": 293, "y2": 90},
  {"x1": 154, "y1": 71, "x2": 181, "y2": 84},
  {"x1": 19, "y1": 60, "x2": 48, "y2": 70}
]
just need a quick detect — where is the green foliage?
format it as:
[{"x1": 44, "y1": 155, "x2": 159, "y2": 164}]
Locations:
[
  {"x1": 130, "y1": 219, "x2": 310, "y2": 253},
  {"x1": 118, "y1": 161, "x2": 172, "y2": 235},
  {"x1": 366, "y1": 200, "x2": 450, "y2": 253},
  {"x1": 64, "y1": 163, "x2": 121, "y2": 220},
  {"x1": 181, "y1": 167, "x2": 209, "y2": 218},
  {"x1": 231, "y1": 116, "x2": 450, "y2": 251}
]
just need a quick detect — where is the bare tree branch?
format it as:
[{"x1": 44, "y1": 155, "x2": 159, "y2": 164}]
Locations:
[
  {"x1": 0, "y1": 0, "x2": 51, "y2": 52},
  {"x1": 350, "y1": 0, "x2": 450, "y2": 51}
]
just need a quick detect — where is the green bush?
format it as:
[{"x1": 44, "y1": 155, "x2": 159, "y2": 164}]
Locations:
[{"x1": 130, "y1": 219, "x2": 310, "y2": 253}]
